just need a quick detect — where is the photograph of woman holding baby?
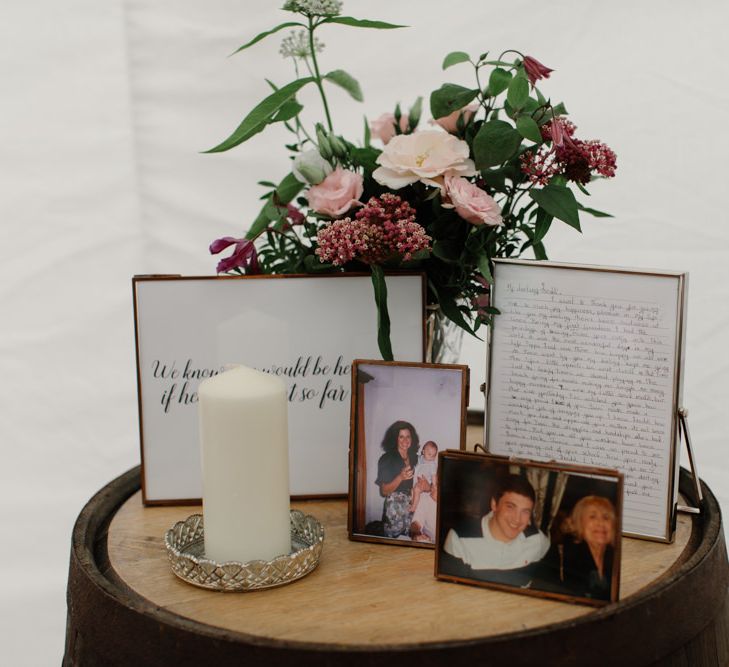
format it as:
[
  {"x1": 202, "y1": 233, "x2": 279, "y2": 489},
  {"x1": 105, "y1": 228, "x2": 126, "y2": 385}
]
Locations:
[{"x1": 348, "y1": 360, "x2": 469, "y2": 548}]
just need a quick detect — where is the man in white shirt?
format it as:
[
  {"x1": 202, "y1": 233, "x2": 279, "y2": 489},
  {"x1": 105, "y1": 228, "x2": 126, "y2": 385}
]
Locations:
[{"x1": 443, "y1": 474, "x2": 549, "y2": 570}]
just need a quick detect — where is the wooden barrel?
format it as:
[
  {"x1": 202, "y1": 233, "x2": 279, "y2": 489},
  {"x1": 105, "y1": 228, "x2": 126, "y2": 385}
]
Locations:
[{"x1": 64, "y1": 464, "x2": 728, "y2": 667}]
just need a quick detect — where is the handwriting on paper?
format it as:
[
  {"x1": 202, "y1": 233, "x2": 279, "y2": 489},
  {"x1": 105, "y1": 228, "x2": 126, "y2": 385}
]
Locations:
[{"x1": 490, "y1": 279, "x2": 675, "y2": 535}]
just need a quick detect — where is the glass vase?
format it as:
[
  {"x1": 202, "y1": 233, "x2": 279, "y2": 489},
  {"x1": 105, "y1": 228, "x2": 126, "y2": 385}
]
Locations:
[{"x1": 425, "y1": 305, "x2": 464, "y2": 364}]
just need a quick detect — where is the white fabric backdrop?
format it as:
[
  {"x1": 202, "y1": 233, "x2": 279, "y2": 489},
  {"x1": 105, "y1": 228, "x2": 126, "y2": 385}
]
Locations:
[{"x1": 2, "y1": 1, "x2": 727, "y2": 663}]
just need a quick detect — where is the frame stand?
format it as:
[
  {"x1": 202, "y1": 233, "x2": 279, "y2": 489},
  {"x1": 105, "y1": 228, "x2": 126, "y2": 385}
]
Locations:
[{"x1": 676, "y1": 407, "x2": 703, "y2": 515}]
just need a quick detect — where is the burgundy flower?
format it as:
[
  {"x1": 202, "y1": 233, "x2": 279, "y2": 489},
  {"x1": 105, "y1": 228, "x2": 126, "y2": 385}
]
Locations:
[
  {"x1": 523, "y1": 56, "x2": 554, "y2": 86},
  {"x1": 286, "y1": 203, "x2": 305, "y2": 226},
  {"x1": 209, "y1": 236, "x2": 259, "y2": 274}
]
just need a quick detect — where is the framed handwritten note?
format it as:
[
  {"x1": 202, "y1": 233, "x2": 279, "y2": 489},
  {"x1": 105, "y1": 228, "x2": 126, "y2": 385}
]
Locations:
[
  {"x1": 485, "y1": 259, "x2": 687, "y2": 542},
  {"x1": 133, "y1": 273, "x2": 425, "y2": 504}
]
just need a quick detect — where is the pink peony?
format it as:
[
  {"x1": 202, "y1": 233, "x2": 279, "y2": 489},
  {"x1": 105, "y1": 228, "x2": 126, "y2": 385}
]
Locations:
[
  {"x1": 306, "y1": 167, "x2": 364, "y2": 217},
  {"x1": 373, "y1": 130, "x2": 476, "y2": 192},
  {"x1": 370, "y1": 112, "x2": 409, "y2": 145},
  {"x1": 433, "y1": 104, "x2": 478, "y2": 134},
  {"x1": 444, "y1": 175, "x2": 503, "y2": 226}
]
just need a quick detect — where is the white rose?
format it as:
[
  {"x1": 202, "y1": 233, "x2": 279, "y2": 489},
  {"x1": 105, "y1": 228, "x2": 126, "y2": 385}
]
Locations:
[
  {"x1": 372, "y1": 130, "x2": 476, "y2": 192},
  {"x1": 292, "y1": 149, "x2": 333, "y2": 185}
]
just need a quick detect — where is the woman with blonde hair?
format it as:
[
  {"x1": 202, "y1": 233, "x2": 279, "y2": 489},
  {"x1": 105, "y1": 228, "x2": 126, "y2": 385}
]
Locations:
[{"x1": 556, "y1": 495, "x2": 617, "y2": 600}]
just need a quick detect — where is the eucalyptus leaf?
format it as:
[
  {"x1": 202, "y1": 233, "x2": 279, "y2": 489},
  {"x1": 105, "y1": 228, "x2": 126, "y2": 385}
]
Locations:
[
  {"x1": 205, "y1": 77, "x2": 314, "y2": 153},
  {"x1": 442, "y1": 51, "x2": 471, "y2": 69},
  {"x1": 507, "y1": 76, "x2": 529, "y2": 109},
  {"x1": 473, "y1": 120, "x2": 522, "y2": 169},
  {"x1": 529, "y1": 184, "x2": 581, "y2": 231},
  {"x1": 324, "y1": 69, "x2": 363, "y2": 102},
  {"x1": 231, "y1": 22, "x2": 304, "y2": 55},
  {"x1": 488, "y1": 68, "x2": 511, "y2": 96},
  {"x1": 321, "y1": 16, "x2": 407, "y2": 29},
  {"x1": 516, "y1": 115, "x2": 543, "y2": 143},
  {"x1": 430, "y1": 84, "x2": 480, "y2": 119}
]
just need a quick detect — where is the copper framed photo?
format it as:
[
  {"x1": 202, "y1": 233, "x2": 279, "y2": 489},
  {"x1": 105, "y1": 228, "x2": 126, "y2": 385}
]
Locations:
[
  {"x1": 485, "y1": 259, "x2": 687, "y2": 542},
  {"x1": 132, "y1": 273, "x2": 425, "y2": 504},
  {"x1": 348, "y1": 360, "x2": 469, "y2": 548},
  {"x1": 435, "y1": 451, "x2": 623, "y2": 606}
]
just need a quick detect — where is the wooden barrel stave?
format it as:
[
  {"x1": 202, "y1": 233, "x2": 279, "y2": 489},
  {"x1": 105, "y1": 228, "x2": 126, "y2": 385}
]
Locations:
[{"x1": 64, "y1": 467, "x2": 729, "y2": 667}]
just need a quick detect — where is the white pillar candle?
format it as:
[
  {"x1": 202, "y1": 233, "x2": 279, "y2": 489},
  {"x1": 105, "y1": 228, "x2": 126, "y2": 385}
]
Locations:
[{"x1": 198, "y1": 365, "x2": 291, "y2": 563}]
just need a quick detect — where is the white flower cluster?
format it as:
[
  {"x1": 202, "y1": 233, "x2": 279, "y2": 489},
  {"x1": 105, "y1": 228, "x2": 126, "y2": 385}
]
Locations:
[
  {"x1": 282, "y1": 0, "x2": 342, "y2": 17},
  {"x1": 279, "y1": 30, "x2": 324, "y2": 59}
]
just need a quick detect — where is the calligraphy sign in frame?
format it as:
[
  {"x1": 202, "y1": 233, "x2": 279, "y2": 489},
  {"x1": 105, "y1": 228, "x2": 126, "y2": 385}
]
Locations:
[
  {"x1": 484, "y1": 259, "x2": 688, "y2": 542},
  {"x1": 133, "y1": 273, "x2": 426, "y2": 505}
]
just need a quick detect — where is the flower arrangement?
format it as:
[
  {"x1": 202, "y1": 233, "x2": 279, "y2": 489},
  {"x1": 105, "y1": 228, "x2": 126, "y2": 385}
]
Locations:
[{"x1": 208, "y1": 0, "x2": 616, "y2": 360}]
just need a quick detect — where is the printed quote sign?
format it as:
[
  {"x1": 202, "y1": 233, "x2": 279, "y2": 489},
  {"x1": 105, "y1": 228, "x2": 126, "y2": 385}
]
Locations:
[
  {"x1": 133, "y1": 274, "x2": 424, "y2": 503},
  {"x1": 486, "y1": 259, "x2": 687, "y2": 542}
]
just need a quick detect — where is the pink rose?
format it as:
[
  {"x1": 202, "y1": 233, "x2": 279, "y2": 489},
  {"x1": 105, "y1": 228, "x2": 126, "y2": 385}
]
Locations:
[
  {"x1": 373, "y1": 130, "x2": 476, "y2": 192},
  {"x1": 370, "y1": 112, "x2": 409, "y2": 145},
  {"x1": 306, "y1": 167, "x2": 364, "y2": 217},
  {"x1": 433, "y1": 104, "x2": 478, "y2": 134},
  {"x1": 445, "y1": 175, "x2": 503, "y2": 226}
]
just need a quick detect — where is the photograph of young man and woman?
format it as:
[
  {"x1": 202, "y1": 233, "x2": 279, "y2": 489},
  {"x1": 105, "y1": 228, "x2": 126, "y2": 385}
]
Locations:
[
  {"x1": 437, "y1": 454, "x2": 622, "y2": 604},
  {"x1": 349, "y1": 362, "x2": 468, "y2": 546}
]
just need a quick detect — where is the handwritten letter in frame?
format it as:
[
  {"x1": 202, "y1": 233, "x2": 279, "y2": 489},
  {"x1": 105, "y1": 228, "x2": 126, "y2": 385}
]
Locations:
[
  {"x1": 133, "y1": 274, "x2": 425, "y2": 504},
  {"x1": 486, "y1": 259, "x2": 687, "y2": 542}
]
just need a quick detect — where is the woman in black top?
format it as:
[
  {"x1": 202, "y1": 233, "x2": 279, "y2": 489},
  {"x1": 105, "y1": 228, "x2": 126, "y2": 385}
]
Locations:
[
  {"x1": 553, "y1": 495, "x2": 617, "y2": 601},
  {"x1": 375, "y1": 420, "x2": 420, "y2": 538}
]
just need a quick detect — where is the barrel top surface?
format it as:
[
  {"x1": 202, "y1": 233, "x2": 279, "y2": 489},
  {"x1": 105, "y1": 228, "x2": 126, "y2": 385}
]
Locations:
[{"x1": 107, "y1": 488, "x2": 693, "y2": 647}]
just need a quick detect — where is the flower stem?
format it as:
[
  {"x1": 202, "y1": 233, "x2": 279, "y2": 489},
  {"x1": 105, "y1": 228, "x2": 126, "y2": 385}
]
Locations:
[{"x1": 308, "y1": 18, "x2": 334, "y2": 132}]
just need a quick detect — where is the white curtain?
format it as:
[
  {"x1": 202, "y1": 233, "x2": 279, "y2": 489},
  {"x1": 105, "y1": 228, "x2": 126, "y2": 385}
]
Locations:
[{"x1": 3, "y1": 1, "x2": 729, "y2": 663}]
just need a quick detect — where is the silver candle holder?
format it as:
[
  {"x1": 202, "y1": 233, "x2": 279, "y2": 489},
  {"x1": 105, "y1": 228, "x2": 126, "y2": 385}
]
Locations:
[{"x1": 165, "y1": 509, "x2": 324, "y2": 591}]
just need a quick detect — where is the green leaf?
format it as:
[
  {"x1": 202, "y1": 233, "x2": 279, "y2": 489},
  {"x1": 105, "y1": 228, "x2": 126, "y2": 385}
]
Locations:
[
  {"x1": 442, "y1": 51, "x2": 470, "y2": 69},
  {"x1": 529, "y1": 185, "x2": 581, "y2": 231},
  {"x1": 477, "y1": 255, "x2": 493, "y2": 283},
  {"x1": 487, "y1": 68, "x2": 511, "y2": 96},
  {"x1": 552, "y1": 102, "x2": 568, "y2": 116},
  {"x1": 516, "y1": 115, "x2": 543, "y2": 143},
  {"x1": 507, "y1": 76, "x2": 529, "y2": 109},
  {"x1": 534, "y1": 209, "x2": 553, "y2": 243},
  {"x1": 321, "y1": 16, "x2": 407, "y2": 29},
  {"x1": 578, "y1": 203, "x2": 613, "y2": 218},
  {"x1": 271, "y1": 99, "x2": 303, "y2": 123},
  {"x1": 575, "y1": 181, "x2": 591, "y2": 196},
  {"x1": 231, "y1": 22, "x2": 304, "y2": 55},
  {"x1": 408, "y1": 96, "x2": 423, "y2": 130},
  {"x1": 473, "y1": 120, "x2": 522, "y2": 169},
  {"x1": 245, "y1": 173, "x2": 304, "y2": 240},
  {"x1": 324, "y1": 69, "x2": 363, "y2": 102},
  {"x1": 275, "y1": 171, "x2": 304, "y2": 203},
  {"x1": 432, "y1": 240, "x2": 460, "y2": 263},
  {"x1": 363, "y1": 115, "x2": 371, "y2": 147},
  {"x1": 430, "y1": 84, "x2": 480, "y2": 120},
  {"x1": 370, "y1": 265, "x2": 393, "y2": 361},
  {"x1": 205, "y1": 78, "x2": 314, "y2": 153},
  {"x1": 433, "y1": 287, "x2": 476, "y2": 337},
  {"x1": 533, "y1": 241, "x2": 548, "y2": 260}
]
